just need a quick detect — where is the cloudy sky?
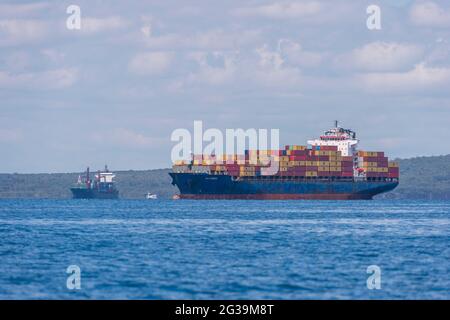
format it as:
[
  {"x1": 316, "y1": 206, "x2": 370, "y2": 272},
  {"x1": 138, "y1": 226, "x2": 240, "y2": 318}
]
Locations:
[{"x1": 1, "y1": 0, "x2": 450, "y2": 173}]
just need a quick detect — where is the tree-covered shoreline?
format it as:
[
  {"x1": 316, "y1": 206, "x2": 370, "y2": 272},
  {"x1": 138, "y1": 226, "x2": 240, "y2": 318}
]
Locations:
[{"x1": 1, "y1": 155, "x2": 449, "y2": 200}]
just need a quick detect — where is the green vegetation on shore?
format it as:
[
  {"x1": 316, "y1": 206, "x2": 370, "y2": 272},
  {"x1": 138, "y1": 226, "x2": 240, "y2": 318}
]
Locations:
[
  {"x1": 378, "y1": 155, "x2": 450, "y2": 200},
  {"x1": 0, "y1": 155, "x2": 449, "y2": 200},
  {"x1": 0, "y1": 169, "x2": 176, "y2": 199}
]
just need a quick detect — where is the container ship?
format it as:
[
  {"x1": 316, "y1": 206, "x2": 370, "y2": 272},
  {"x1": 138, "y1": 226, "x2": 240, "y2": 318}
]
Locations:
[
  {"x1": 169, "y1": 122, "x2": 399, "y2": 200},
  {"x1": 70, "y1": 166, "x2": 119, "y2": 199}
]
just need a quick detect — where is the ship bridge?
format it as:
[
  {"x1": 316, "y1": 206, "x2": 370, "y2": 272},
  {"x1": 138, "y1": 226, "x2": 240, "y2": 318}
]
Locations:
[
  {"x1": 307, "y1": 121, "x2": 358, "y2": 156},
  {"x1": 95, "y1": 165, "x2": 116, "y2": 183}
]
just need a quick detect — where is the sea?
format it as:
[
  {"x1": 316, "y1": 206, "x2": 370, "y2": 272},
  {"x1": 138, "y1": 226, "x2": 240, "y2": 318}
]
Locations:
[{"x1": 0, "y1": 199, "x2": 449, "y2": 299}]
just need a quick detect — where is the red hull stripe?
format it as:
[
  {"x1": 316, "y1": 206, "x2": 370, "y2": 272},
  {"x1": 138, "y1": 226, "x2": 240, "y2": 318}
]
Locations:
[{"x1": 179, "y1": 193, "x2": 373, "y2": 200}]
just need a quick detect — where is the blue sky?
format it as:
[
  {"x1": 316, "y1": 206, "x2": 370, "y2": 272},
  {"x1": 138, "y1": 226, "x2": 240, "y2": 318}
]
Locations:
[{"x1": 1, "y1": 0, "x2": 450, "y2": 172}]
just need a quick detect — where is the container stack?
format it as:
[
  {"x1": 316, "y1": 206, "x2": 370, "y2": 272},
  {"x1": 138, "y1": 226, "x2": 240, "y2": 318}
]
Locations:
[
  {"x1": 388, "y1": 161, "x2": 399, "y2": 178},
  {"x1": 307, "y1": 145, "x2": 354, "y2": 178},
  {"x1": 238, "y1": 145, "x2": 354, "y2": 178},
  {"x1": 172, "y1": 147, "x2": 398, "y2": 180},
  {"x1": 173, "y1": 146, "x2": 351, "y2": 178},
  {"x1": 356, "y1": 151, "x2": 397, "y2": 178}
]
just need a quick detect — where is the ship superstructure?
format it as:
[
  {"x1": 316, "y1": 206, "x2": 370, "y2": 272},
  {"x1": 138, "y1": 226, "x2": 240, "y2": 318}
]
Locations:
[{"x1": 307, "y1": 121, "x2": 358, "y2": 156}]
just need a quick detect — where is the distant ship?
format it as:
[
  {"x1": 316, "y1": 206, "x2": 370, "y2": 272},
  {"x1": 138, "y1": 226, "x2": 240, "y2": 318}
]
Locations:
[
  {"x1": 170, "y1": 122, "x2": 399, "y2": 200},
  {"x1": 70, "y1": 166, "x2": 119, "y2": 199}
]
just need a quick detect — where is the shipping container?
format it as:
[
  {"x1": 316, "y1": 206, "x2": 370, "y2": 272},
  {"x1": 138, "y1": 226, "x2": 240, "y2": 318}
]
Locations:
[{"x1": 389, "y1": 161, "x2": 399, "y2": 168}]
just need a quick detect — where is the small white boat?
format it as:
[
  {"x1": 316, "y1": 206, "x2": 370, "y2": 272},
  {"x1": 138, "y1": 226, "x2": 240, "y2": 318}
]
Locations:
[{"x1": 146, "y1": 192, "x2": 157, "y2": 200}]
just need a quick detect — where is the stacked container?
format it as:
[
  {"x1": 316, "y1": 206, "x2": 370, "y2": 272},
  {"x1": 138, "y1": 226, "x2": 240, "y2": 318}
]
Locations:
[
  {"x1": 356, "y1": 151, "x2": 397, "y2": 178},
  {"x1": 172, "y1": 146, "x2": 398, "y2": 180},
  {"x1": 388, "y1": 161, "x2": 399, "y2": 178}
]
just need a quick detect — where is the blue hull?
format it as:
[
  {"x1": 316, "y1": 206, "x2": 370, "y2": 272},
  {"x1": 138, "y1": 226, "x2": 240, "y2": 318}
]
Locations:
[
  {"x1": 169, "y1": 173, "x2": 398, "y2": 200},
  {"x1": 70, "y1": 188, "x2": 119, "y2": 199}
]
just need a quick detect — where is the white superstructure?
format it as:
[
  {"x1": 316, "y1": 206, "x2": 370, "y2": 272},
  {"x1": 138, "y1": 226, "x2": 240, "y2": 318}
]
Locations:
[
  {"x1": 307, "y1": 121, "x2": 359, "y2": 156},
  {"x1": 95, "y1": 165, "x2": 116, "y2": 183}
]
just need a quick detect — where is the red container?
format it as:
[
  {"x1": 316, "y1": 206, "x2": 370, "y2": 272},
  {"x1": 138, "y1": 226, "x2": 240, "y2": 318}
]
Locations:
[
  {"x1": 388, "y1": 167, "x2": 399, "y2": 174},
  {"x1": 341, "y1": 172, "x2": 353, "y2": 177},
  {"x1": 289, "y1": 155, "x2": 306, "y2": 161},
  {"x1": 290, "y1": 150, "x2": 308, "y2": 156},
  {"x1": 388, "y1": 167, "x2": 399, "y2": 178},
  {"x1": 289, "y1": 172, "x2": 304, "y2": 176},
  {"x1": 320, "y1": 145, "x2": 338, "y2": 151},
  {"x1": 362, "y1": 156, "x2": 386, "y2": 162}
]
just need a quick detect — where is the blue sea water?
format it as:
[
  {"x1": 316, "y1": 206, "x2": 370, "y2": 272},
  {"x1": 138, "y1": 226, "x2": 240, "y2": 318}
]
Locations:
[{"x1": 0, "y1": 199, "x2": 449, "y2": 300}]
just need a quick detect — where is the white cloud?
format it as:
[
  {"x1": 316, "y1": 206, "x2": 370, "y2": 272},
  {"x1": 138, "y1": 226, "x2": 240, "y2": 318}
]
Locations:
[
  {"x1": 358, "y1": 63, "x2": 450, "y2": 93},
  {"x1": 337, "y1": 42, "x2": 424, "y2": 72},
  {"x1": 41, "y1": 49, "x2": 66, "y2": 64},
  {"x1": 42, "y1": 68, "x2": 78, "y2": 88},
  {"x1": 410, "y1": 1, "x2": 450, "y2": 27},
  {"x1": 257, "y1": 45, "x2": 284, "y2": 69},
  {"x1": 129, "y1": 51, "x2": 174, "y2": 75},
  {"x1": 141, "y1": 25, "x2": 152, "y2": 38},
  {"x1": 0, "y1": 19, "x2": 47, "y2": 46},
  {"x1": 425, "y1": 41, "x2": 450, "y2": 67},
  {"x1": 167, "y1": 51, "x2": 237, "y2": 92},
  {"x1": 92, "y1": 128, "x2": 162, "y2": 149},
  {"x1": 170, "y1": 42, "x2": 304, "y2": 92},
  {"x1": 186, "y1": 51, "x2": 237, "y2": 85},
  {"x1": 0, "y1": 3, "x2": 49, "y2": 18},
  {"x1": 0, "y1": 68, "x2": 78, "y2": 90},
  {"x1": 251, "y1": 45, "x2": 302, "y2": 88},
  {"x1": 234, "y1": 1, "x2": 322, "y2": 19},
  {"x1": 141, "y1": 29, "x2": 261, "y2": 50},
  {"x1": 81, "y1": 16, "x2": 129, "y2": 34},
  {"x1": 278, "y1": 39, "x2": 323, "y2": 67}
]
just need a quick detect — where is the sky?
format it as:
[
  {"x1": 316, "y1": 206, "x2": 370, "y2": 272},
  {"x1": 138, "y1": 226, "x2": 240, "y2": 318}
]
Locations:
[{"x1": 1, "y1": 0, "x2": 450, "y2": 173}]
